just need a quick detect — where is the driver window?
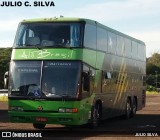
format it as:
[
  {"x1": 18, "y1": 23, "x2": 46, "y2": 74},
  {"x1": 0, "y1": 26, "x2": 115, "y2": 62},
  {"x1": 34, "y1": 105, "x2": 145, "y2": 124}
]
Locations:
[
  {"x1": 82, "y1": 65, "x2": 90, "y2": 93},
  {"x1": 82, "y1": 65, "x2": 96, "y2": 98}
]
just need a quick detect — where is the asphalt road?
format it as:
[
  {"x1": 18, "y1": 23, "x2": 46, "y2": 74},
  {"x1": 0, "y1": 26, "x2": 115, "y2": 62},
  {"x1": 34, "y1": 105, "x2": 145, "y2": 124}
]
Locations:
[{"x1": 0, "y1": 94, "x2": 160, "y2": 139}]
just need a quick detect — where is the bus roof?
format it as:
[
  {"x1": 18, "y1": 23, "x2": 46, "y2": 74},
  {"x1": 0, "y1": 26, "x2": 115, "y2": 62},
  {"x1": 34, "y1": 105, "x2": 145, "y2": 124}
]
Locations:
[{"x1": 21, "y1": 17, "x2": 145, "y2": 45}]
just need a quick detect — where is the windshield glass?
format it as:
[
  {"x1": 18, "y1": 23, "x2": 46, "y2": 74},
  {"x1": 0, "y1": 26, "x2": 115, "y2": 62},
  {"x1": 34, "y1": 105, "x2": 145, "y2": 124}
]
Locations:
[
  {"x1": 14, "y1": 22, "x2": 81, "y2": 48},
  {"x1": 42, "y1": 61, "x2": 81, "y2": 98},
  {"x1": 9, "y1": 61, "x2": 41, "y2": 97},
  {"x1": 9, "y1": 61, "x2": 81, "y2": 98}
]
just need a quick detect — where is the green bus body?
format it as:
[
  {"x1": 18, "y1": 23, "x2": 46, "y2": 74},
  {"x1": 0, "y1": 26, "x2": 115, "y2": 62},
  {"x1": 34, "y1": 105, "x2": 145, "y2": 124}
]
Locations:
[{"x1": 8, "y1": 17, "x2": 146, "y2": 128}]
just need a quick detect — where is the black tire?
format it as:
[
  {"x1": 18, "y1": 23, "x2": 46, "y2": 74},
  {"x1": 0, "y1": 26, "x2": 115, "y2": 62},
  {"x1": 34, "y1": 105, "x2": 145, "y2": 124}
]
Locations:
[
  {"x1": 131, "y1": 97, "x2": 137, "y2": 117},
  {"x1": 33, "y1": 123, "x2": 46, "y2": 129},
  {"x1": 125, "y1": 98, "x2": 132, "y2": 119},
  {"x1": 89, "y1": 103, "x2": 102, "y2": 128}
]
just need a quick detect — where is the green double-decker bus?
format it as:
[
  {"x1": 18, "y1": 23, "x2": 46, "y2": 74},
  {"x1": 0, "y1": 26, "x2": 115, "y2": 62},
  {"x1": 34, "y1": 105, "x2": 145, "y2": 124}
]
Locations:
[{"x1": 8, "y1": 17, "x2": 146, "y2": 129}]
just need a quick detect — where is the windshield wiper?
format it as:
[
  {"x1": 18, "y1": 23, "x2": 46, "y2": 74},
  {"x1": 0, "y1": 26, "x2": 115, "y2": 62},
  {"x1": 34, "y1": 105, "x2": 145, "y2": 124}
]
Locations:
[
  {"x1": 42, "y1": 91, "x2": 61, "y2": 97},
  {"x1": 61, "y1": 94, "x2": 72, "y2": 99},
  {"x1": 42, "y1": 91, "x2": 73, "y2": 99}
]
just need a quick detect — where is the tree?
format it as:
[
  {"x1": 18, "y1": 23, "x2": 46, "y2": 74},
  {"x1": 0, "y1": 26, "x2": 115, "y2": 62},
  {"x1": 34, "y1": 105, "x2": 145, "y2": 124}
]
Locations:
[
  {"x1": 146, "y1": 52, "x2": 160, "y2": 90},
  {"x1": 0, "y1": 48, "x2": 12, "y2": 89},
  {"x1": 146, "y1": 63, "x2": 160, "y2": 75},
  {"x1": 147, "y1": 53, "x2": 160, "y2": 68}
]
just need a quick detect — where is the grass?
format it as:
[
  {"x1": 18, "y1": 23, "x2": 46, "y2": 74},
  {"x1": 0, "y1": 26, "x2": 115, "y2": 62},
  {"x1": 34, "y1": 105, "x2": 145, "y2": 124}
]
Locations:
[
  {"x1": 146, "y1": 91, "x2": 160, "y2": 95},
  {"x1": 0, "y1": 94, "x2": 8, "y2": 101}
]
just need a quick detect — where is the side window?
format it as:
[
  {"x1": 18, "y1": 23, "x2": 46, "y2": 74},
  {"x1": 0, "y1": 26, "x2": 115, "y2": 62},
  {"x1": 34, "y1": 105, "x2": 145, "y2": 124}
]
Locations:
[
  {"x1": 82, "y1": 65, "x2": 91, "y2": 92},
  {"x1": 70, "y1": 24, "x2": 81, "y2": 47},
  {"x1": 138, "y1": 43, "x2": 146, "y2": 61},
  {"x1": 97, "y1": 27, "x2": 108, "y2": 52},
  {"x1": 138, "y1": 44, "x2": 142, "y2": 60},
  {"x1": 142, "y1": 45, "x2": 146, "y2": 61},
  {"x1": 84, "y1": 24, "x2": 96, "y2": 50},
  {"x1": 82, "y1": 65, "x2": 96, "y2": 97},
  {"x1": 102, "y1": 71, "x2": 112, "y2": 93},
  {"x1": 117, "y1": 35, "x2": 125, "y2": 56},
  {"x1": 108, "y1": 32, "x2": 117, "y2": 54},
  {"x1": 132, "y1": 41, "x2": 138, "y2": 59},
  {"x1": 124, "y1": 38, "x2": 131, "y2": 58}
]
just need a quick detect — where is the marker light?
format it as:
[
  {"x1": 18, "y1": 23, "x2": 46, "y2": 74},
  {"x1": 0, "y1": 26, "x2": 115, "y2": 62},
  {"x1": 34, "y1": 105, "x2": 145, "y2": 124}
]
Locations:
[{"x1": 9, "y1": 106, "x2": 23, "y2": 111}]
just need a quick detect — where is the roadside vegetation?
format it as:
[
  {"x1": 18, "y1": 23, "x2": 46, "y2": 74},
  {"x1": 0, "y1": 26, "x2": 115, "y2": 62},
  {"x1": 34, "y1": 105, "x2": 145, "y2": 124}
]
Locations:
[
  {"x1": 146, "y1": 52, "x2": 160, "y2": 93},
  {"x1": 0, "y1": 48, "x2": 11, "y2": 89},
  {"x1": 146, "y1": 91, "x2": 159, "y2": 94}
]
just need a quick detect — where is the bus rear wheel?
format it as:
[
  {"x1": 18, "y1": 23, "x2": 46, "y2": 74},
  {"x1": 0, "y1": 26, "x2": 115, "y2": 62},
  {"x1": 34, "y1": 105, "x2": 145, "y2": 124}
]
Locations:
[
  {"x1": 131, "y1": 97, "x2": 137, "y2": 117},
  {"x1": 125, "y1": 98, "x2": 132, "y2": 119},
  {"x1": 33, "y1": 123, "x2": 46, "y2": 129}
]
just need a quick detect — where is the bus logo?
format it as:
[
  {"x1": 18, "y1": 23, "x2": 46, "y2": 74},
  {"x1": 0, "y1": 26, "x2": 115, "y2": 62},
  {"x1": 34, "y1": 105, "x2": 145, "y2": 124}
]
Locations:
[
  {"x1": 2, "y1": 132, "x2": 11, "y2": 137},
  {"x1": 37, "y1": 106, "x2": 43, "y2": 111}
]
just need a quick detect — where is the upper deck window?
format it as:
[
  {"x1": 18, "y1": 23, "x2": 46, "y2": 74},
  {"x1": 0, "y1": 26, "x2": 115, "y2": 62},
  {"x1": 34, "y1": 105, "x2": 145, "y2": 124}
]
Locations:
[
  {"x1": 84, "y1": 24, "x2": 96, "y2": 50},
  {"x1": 14, "y1": 22, "x2": 82, "y2": 48}
]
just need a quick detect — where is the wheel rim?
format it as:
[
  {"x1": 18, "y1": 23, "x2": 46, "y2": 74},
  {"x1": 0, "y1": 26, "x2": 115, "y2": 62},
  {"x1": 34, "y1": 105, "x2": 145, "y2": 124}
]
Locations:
[
  {"x1": 92, "y1": 105, "x2": 100, "y2": 126},
  {"x1": 126, "y1": 100, "x2": 131, "y2": 118},
  {"x1": 132, "y1": 100, "x2": 137, "y2": 114}
]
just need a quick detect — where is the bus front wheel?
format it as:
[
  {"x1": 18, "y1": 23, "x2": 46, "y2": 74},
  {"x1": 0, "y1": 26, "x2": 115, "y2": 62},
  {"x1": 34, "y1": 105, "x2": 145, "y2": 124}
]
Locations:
[
  {"x1": 90, "y1": 103, "x2": 102, "y2": 128},
  {"x1": 33, "y1": 123, "x2": 46, "y2": 129}
]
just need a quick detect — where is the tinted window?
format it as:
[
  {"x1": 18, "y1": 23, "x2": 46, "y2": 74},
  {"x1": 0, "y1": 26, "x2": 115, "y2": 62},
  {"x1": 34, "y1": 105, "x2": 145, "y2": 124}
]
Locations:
[
  {"x1": 124, "y1": 38, "x2": 131, "y2": 57},
  {"x1": 9, "y1": 61, "x2": 41, "y2": 96},
  {"x1": 9, "y1": 61, "x2": 81, "y2": 98},
  {"x1": 138, "y1": 44, "x2": 146, "y2": 61},
  {"x1": 132, "y1": 41, "x2": 138, "y2": 59},
  {"x1": 84, "y1": 24, "x2": 96, "y2": 49},
  {"x1": 42, "y1": 61, "x2": 81, "y2": 98},
  {"x1": 97, "y1": 27, "x2": 108, "y2": 52},
  {"x1": 14, "y1": 23, "x2": 82, "y2": 48},
  {"x1": 108, "y1": 32, "x2": 117, "y2": 54},
  {"x1": 117, "y1": 35, "x2": 125, "y2": 56}
]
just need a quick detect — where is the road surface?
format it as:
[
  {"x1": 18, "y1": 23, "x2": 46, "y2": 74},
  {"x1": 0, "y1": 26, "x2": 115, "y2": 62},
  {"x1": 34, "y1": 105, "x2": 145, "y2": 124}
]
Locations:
[{"x1": 0, "y1": 94, "x2": 160, "y2": 139}]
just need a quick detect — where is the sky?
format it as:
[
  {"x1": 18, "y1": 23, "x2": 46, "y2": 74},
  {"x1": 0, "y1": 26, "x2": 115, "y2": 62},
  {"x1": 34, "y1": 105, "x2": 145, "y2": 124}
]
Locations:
[{"x1": 0, "y1": 0, "x2": 160, "y2": 57}]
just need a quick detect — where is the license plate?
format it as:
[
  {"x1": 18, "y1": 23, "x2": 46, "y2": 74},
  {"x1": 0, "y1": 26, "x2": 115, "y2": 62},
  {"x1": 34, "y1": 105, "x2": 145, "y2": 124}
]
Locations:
[{"x1": 35, "y1": 117, "x2": 47, "y2": 122}]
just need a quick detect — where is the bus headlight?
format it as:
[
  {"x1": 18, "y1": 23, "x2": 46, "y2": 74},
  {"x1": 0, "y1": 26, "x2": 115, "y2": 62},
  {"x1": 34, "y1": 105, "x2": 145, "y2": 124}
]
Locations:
[
  {"x1": 58, "y1": 108, "x2": 78, "y2": 113},
  {"x1": 58, "y1": 108, "x2": 66, "y2": 113},
  {"x1": 9, "y1": 106, "x2": 24, "y2": 112}
]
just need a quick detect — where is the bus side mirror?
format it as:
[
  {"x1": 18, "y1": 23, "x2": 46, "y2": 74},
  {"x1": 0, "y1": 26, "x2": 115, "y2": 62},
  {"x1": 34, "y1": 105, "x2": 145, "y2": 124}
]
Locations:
[
  {"x1": 83, "y1": 72, "x2": 90, "y2": 92},
  {"x1": 4, "y1": 71, "x2": 8, "y2": 89}
]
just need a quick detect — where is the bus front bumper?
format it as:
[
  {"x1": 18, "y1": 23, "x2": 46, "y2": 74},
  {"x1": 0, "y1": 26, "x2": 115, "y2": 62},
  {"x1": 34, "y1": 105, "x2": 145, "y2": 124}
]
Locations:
[{"x1": 8, "y1": 111, "x2": 88, "y2": 126}]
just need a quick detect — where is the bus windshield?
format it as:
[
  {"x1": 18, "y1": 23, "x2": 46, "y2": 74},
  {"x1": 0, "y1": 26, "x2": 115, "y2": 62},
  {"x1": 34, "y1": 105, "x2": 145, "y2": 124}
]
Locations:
[
  {"x1": 14, "y1": 22, "x2": 82, "y2": 48},
  {"x1": 9, "y1": 61, "x2": 81, "y2": 99}
]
